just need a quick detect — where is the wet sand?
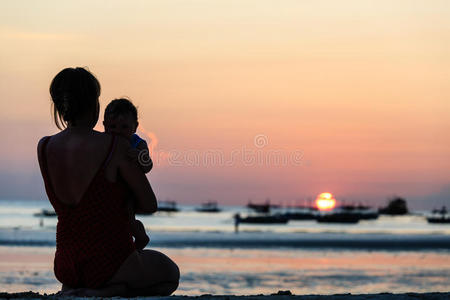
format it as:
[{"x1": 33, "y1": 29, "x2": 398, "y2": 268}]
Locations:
[
  {"x1": 1, "y1": 246, "x2": 449, "y2": 296},
  {"x1": 0, "y1": 291, "x2": 449, "y2": 299}
]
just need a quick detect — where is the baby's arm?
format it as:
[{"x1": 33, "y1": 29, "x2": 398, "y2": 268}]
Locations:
[{"x1": 135, "y1": 140, "x2": 153, "y2": 173}]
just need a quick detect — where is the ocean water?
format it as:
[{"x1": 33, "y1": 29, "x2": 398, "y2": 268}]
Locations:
[{"x1": 0, "y1": 199, "x2": 449, "y2": 295}]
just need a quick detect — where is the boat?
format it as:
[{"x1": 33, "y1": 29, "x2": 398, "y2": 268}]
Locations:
[
  {"x1": 34, "y1": 209, "x2": 57, "y2": 217},
  {"x1": 315, "y1": 203, "x2": 379, "y2": 224},
  {"x1": 234, "y1": 213, "x2": 289, "y2": 224},
  {"x1": 247, "y1": 202, "x2": 270, "y2": 213},
  {"x1": 427, "y1": 216, "x2": 450, "y2": 224},
  {"x1": 379, "y1": 197, "x2": 409, "y2": 215},
  {"x1": 316, "y1": 212, "x2": 360, "y2": 224},
  {"x1": 427, "y1": 206, "x2": 450, "y2": 224},
  {"x1": 195, "y1": 201, "x2": 221, "y2": 213},
  {"x1": 339, "y1": 204, "x2": 379, "y2": 220},
  {"x1": 246, "y1": 200, "x2": 281, "y2": 214},
  {"x1": 157, "y1": 201, "x2": 179, "y2": 212},
  {"x1": 282, "y1": 206, "x2": 317, "y2": 220}
]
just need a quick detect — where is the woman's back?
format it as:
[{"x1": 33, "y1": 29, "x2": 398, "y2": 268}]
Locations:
[
  {"x1": 39, "y1": 131, "x2": 136, "y2": 288},
  {"x1": 39, "y1": 130, "x2": 116, "y2": 206}
]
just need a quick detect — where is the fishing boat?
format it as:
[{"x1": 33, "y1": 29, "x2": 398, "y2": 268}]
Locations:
[
  {"x1": 316, "y1": 212, "x2": 360, "y2": 224},
  {"x1": 195, "y1": 201, "x2": 221, "y2": 213},
  {"x1": 157, "y1": 201, "x2": 179, "y2": 212},
  {"x1": 282, "y1": 206, "x2": 317, "y2": 220},
  {"x1": 246, "y1": 200, "x2": 281, "y2": 213},
  {"x1": 427, "y1": 207, "x2": 450, "y2": 224},
  {"x1": 234, "y1": 213, "x2": 289, "y2": 224},
  {"x1": 33, "y1": 209, "x2": 57, "y2": 217},
  {"x1": 315, "y1": 203, "x2": 381, "y2": 224},
  {"x1": 339, "y1": 204, "x2": 379, "y2": 220},
  {"x1": 379, "y1": 197, "x2": 409, "y2": 215},
  {"x1": 427, "y1": 216, "x2": 450, "y2": 224}
]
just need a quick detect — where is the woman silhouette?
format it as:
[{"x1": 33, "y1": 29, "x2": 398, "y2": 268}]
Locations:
[{"x1": 37, "y1": 67, "x2": 179, "y2": 297}]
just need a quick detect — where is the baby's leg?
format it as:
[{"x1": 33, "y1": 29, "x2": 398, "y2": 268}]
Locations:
[{"x1": 127, "y1": 197, "x2": 150, "y2": 250}]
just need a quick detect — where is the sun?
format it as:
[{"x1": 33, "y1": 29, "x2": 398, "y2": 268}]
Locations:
[{"x1": 315, "y1": 192, "x2": 336, "y2": 211}]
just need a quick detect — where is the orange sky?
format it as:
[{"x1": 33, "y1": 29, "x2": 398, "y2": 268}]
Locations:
[{"x1": 0, "y1": 0, "x2": 449, "y2": 208}]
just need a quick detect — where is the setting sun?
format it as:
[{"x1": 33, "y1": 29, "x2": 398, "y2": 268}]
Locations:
[{"x1": 315, "y1": 192, "x2": 337, "y2": 211}]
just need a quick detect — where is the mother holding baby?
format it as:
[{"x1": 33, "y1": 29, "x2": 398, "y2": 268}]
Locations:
[{"x1": 37, "y1": 67, "x2": 179, "y2": 297}]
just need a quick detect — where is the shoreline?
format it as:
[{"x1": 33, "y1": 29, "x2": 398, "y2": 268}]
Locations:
[{"x1": 1, "y1": 291, "x2": 449, "y2": 299}]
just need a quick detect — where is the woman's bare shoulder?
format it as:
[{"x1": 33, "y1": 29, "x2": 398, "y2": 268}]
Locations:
[
  {"x1": 37, "y1": 136, "x2": 48, "y2": 150},
  {"x1": 37, "y1": 133, "x2": 58, "y2": 146},
  {"x1": 37, "y1": 135, "x2": 54, "y2": 160},
  {"x1": 37, "y1": 131, "x2": 69, "y2": 149}
]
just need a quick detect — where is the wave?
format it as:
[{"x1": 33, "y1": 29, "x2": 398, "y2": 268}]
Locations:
[{"x1": 1, "y1": 229, "x2": 450, "y2": 250}]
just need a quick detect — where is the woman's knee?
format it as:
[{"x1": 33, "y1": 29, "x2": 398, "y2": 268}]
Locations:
[
  {"x1": 116, "y1": 250, "x2": 179, "y2": 296},
  {"x1": 167, "y1": 255, "x2": 180, "y2": 283},
  {"x1": 141, "y1": 249, "x2": 179, "y2": 283},
  {"x1": 161, "y1": 256, "x2": 179, "y2": 295},
  {"x1": 164, "y1": 253, "x2": 180, "y2": 284},
  {"x1": 160, "y1": 281, "x2": 179, "y2": 296}
]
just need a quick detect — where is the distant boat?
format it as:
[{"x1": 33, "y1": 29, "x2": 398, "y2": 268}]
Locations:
[
  {"x1": 234, "y1": 213, "x2": 289, "y2": 224},
  {"x1": 379, "y1": 197, "x2": 409, "y2": 215},
  {"x1": 282, "y1": 206, "x2": 317, "y2": 220},
  {"x1": 246, "y1": 200, "x2": 281, "y2": 214},
  {"x1": 158, "y1": 201, "x2": 179, "y2": 212},
  {"x1": 427, "y1": 216, "x2": 450, "y2": 224},
  {"x1": 34, "y1": 209, "x2": 57, "y2": 217},
  {"x1": 427, "y1": 206, "x2": 450, "y2": 224},
  {"x1": 196, "y1": 201, "x2": 221, "y2": 213},
  {"x1": 315, "y1": 203, "x2": 379, "y2": 224},
  {"x1": 316, "y1": 212, "x2": 360, "y2": 224},
  {"x1": 339, "y1": 205, "x2": 379, "y2": 220}
]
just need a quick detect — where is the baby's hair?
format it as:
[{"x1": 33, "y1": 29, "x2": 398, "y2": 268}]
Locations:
[
  {"x1": 104, "y1": 98, "x2": 138, "y2": 122},
  {"x1": 50, "y1": 67, "x2": 101, "y2": 129}
]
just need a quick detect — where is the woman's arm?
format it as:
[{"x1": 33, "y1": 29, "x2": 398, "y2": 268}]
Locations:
[{"x1": 116, "y1": 137, "x2": 157, "y2": 214}]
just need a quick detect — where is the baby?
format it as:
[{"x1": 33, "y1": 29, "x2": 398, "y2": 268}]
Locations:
[{"x1": 103, "y1": 98, "x2": 153, "y2": 250}]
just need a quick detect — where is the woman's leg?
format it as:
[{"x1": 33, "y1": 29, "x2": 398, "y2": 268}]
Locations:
[{"x1": 107, "y1": 249, "x2": 180, "y2": 296}]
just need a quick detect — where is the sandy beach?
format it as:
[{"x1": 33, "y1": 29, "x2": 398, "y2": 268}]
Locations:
[
  {"x1": 1, "y1": 243, "x2": 449, "y2": 296},
  {"x1": 1, "y1": 291, "x2": 449, "y2": 299}
]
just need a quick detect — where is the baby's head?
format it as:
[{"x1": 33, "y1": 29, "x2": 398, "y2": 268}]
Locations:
[{"x1": 103, "y1": 98, "x2": 138, "y2": 139}]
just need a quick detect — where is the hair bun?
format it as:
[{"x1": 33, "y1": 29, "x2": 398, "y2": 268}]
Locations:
[{"x1": 50, "y1": 67, "x2": 101, "y2": 129}]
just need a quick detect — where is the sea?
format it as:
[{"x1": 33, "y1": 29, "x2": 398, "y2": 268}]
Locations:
[{"x1": 0, "y1": 199, "x2": 449, "y2": 295}]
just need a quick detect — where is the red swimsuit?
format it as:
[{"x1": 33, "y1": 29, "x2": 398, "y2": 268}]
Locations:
[{"x1": 39, "y1": 135, "x2": 135, "y2": 288}]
